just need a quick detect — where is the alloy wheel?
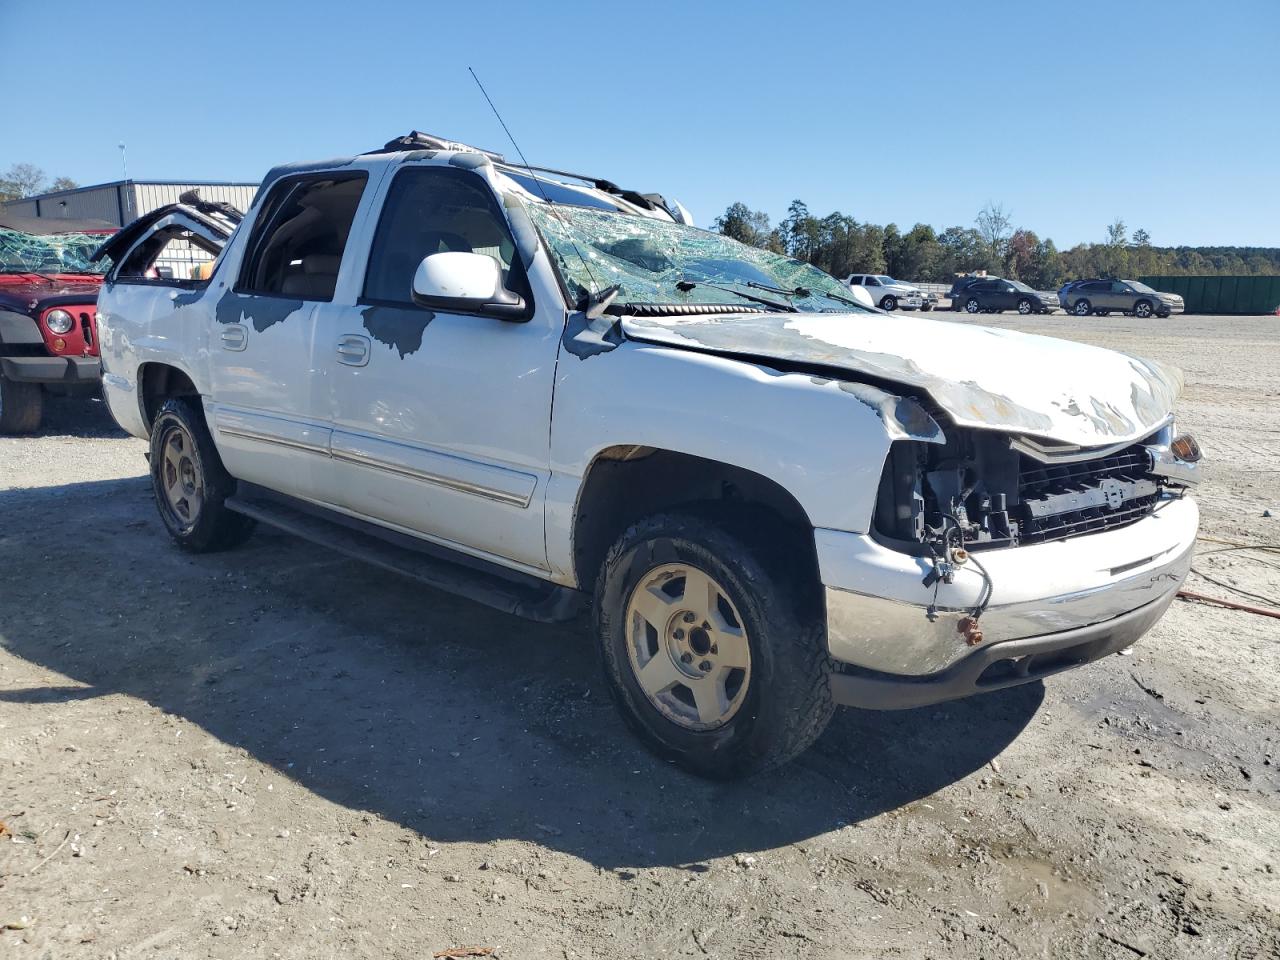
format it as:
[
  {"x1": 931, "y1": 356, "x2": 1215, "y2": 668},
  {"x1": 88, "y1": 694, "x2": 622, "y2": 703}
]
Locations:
[
  {"x1": 624, "y1": 562, "x2": 752, "y2": 731},
  {"x1": 965, "y1": 298, "x2": 980, "y2": 313},
  {"x1": 158, "y1": 423, "x2": 204, "y2": 529}
]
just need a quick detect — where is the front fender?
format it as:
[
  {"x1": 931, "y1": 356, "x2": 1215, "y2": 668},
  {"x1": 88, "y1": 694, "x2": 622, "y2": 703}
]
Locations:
[{"x1": 546, "y1": 339, "x2": 939, "y2": 581}]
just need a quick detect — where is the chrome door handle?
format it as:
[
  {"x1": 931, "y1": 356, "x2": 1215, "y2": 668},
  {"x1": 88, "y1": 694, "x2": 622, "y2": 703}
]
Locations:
[
  {"x1": 336, "y1": 334, "x2": 370, "y2": 367},
  {"x1": 219, "y1": 323, "x2": 247, "y2": 351}
]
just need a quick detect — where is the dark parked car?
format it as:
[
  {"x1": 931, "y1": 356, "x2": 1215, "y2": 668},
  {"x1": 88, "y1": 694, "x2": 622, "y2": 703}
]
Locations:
[
  {"x1": 1058, "y1": 279, "x2": 1185, "y2": 318},
  {"x1": 952, "y1": 278, "x2": 1058, "y2": 315}
]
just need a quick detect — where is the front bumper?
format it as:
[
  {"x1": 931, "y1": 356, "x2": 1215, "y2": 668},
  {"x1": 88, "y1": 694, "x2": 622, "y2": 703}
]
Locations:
[
  {"x1": 818, "y1": 495, "x2": 1197, "y2": 707},
  {"x1": 1159, "y1": 301, "x2": 1185, "y2": 315},
  {"x1": 1, "y1": 355, "x2": 101, "y2": 384}
]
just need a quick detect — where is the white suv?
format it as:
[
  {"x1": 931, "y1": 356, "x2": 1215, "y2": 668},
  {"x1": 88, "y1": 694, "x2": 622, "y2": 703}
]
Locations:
[
  {"x1": 92, "y1": 133, "x2": 1201, "y2": 778},
  {"x1": 844, "y1": 274, "x2": 928, "y2": 311}
]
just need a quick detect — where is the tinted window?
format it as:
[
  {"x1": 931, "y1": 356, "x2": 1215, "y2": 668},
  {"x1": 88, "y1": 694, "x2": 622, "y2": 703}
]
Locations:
[
  {"x1": 864, "y1": 276, "x2": 880, "y2": 286},
  {"x1": 239, "y1": 174, "x2": 367, "y2": 300},
  {"x1": 1112, "y1": 281, "x2": 1130, "y2": 293},
  {"x1": 364, "y1": 166, "x2": 521, "y2": 306},
  {"x1": 1081, "y1": 281, "x2": 1108, "y2": 292}
]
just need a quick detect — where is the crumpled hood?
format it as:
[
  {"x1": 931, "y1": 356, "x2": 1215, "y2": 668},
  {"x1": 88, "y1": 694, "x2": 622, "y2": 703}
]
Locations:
[{"x1": 620, "y1": 311, "x2": 1182, "y2": 446}]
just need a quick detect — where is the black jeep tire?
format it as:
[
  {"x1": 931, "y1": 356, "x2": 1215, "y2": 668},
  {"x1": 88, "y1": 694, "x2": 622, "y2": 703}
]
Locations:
[
  {"x1": 0, "y1": 373, "x2": 43, "y2": 434},
  {"x1": 149, "y1": 398, "x2": 256, "y2": 552},
  {"x1": 595, "y1": 511, "x2": 834, "y2": 779}
]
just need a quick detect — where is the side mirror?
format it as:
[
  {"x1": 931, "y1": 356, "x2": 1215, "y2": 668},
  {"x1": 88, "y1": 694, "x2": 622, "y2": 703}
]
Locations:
[
  {"x1": 411, "y1": 251, "x2": 527, "y2": 320},
  {"x1": 1005, "y1": 286, "x2": 1015, "y2": 293}
]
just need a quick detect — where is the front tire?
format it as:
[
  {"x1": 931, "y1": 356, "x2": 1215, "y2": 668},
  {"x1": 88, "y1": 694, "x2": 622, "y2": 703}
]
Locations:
[
  {"x1": 0, "y1": 373, "x2": 43, "y2": 434},
  {"x1": 1134, "y1": 299, "x2": 1153, "y2": 318},
  {"x1": 595, "y1": 512, "x2": 834, "y2": 779},
  {"x1": 965, "y1": 297, "x2": 981, "y2": 314},
  {"x1": 149, "y1": 398, "x2": 255, "y2": 552},
  {"x1": 879, "y1": 295, "x2": 897, "y2": 311},
  {"x1": 1073, "y1": 299, "x2": 1092, "y2": 316},
  {"x1": 1017, "y1": 298, "x2": 1033, "y2": 315}
]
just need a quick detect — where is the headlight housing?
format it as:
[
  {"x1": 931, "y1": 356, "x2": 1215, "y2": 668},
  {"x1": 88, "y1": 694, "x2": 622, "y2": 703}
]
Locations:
[{"x1": 45, "y1": 309, "x2": 75, "y2": 334}]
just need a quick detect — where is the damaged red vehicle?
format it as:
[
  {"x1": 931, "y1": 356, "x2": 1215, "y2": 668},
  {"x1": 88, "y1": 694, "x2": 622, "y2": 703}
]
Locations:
[{"x1": 0, "y1": 215, "x2": 116, "y2": 432}]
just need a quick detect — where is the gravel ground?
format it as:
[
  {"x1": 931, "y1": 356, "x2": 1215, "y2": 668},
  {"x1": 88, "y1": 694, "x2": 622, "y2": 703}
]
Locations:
[{"x1": 1, "y1": 313, "x2": 1277, "y2": 959}]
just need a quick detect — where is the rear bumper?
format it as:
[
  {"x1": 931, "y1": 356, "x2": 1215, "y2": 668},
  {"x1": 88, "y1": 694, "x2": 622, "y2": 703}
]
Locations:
[
  {"x1": 1, "y1": 355, "x2": 101, "y2": 383},
  {"x1": 817, "y1": 495, "x2": 1197, "y2": 706}
]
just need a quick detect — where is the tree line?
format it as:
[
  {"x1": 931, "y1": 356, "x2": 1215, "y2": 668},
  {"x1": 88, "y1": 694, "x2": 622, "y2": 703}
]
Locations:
[
  {"x1": 713, "y1": 200, "x2": 1280, "y2": 288},
  {"x1": 0, "y1": 163, "x2": 79, "y2": 203}
]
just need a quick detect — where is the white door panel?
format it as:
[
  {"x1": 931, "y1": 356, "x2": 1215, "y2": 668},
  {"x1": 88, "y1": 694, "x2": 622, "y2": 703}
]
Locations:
[
  {"x1": 319, "y1": 306, "x2": 558, "y2": 570},
  {"x1": 207, "y1": 403, "x2": 334, "y2": 502}
]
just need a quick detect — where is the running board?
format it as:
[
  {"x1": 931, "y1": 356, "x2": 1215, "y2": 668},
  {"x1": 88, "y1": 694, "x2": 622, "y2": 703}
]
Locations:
[{"x1": 225, "y1": 487, "x2": 585, "y2": 624}]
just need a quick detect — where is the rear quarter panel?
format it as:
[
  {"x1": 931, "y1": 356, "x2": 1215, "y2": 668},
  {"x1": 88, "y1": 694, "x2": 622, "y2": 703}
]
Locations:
[{"x1": 97, "y1": 281, "x2": 214, "y2": 439}]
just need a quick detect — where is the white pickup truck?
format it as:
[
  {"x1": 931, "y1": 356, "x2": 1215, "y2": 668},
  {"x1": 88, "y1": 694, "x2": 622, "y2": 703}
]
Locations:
[{"x1": 93, "y1": 133, "x2": 1201, "y2": 778}]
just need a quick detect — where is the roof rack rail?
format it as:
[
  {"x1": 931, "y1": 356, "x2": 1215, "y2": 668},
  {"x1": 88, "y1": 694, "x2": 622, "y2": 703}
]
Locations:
[{"x1": 364, "y1": 131, "x2": 505, "y2": 162}]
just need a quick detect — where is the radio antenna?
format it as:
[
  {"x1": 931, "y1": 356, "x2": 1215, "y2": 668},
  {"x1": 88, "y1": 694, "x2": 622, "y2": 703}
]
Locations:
[{"x1": 467, "y1": 66, "x2": 612, "y2": 309}]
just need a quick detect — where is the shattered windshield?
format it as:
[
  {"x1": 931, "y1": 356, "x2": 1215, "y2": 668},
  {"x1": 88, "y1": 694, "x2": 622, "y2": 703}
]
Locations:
[
  {"x1": 0, "y1": 229, "x2": 111, "y2": 275},
  {"x1": 525, "y1": 204, "x2": 870, "y2": 314}
]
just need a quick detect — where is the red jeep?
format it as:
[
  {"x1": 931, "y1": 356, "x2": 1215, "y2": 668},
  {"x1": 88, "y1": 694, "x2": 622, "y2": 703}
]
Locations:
[{"x1": 0, "y1": 216, "x2": 114, "y2": 433}]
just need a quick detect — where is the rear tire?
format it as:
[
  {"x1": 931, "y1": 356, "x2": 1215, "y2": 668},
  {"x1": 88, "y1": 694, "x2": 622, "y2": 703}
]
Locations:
[
  {"x1": 0, "y1": 373, "x2": 43, "y2": 434},
  {"x1": 1073, "y1": 299, "x2": 1092, "y2": 316},
  {"x1": 149, "y1": 398, "x2": 256, "y2": 552},
  {"x1": 965, "y1": 297, "x2": 981, "y2": 314},
  {"x1": 595, "y1": 511, "x2": 834, "y2": 779}
]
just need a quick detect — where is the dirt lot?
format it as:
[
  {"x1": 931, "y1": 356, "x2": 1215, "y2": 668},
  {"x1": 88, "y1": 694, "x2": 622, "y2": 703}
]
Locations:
[{"x1": 2, "y1": 313, "x2": 1277, "y2": 959}]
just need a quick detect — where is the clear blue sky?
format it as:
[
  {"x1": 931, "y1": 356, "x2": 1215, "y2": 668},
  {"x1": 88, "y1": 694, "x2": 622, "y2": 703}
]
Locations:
[{"x1": 3, "y1": 0, "x2": 1276, "y2": 247}]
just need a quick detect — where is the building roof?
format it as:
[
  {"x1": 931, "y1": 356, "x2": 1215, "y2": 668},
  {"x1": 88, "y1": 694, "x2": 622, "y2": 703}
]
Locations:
[
  {"x1": 0, "y1": 213, "x2": 118, "y2": 234},
  {"x1": 1, "y1": 179, "x2": 259, "y2": 206}
]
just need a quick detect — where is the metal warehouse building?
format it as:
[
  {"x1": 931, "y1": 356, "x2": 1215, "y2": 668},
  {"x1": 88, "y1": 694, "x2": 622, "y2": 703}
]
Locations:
[{"x1": 1, "y1": 179, "x2": 258, "y2": 228}]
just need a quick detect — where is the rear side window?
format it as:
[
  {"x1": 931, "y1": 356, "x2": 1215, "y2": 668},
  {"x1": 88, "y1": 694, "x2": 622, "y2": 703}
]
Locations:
[
  {"x1": 238, "y1": 173, "x2": 367, "y2": 300},
  {"x1": 363, "y1": 166, "x2": 522, "y2": 307}
]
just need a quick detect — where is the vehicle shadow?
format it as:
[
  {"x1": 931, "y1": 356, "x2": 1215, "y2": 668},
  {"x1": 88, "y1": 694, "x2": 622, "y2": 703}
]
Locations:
[
  {"x1": 33, "y1": 392, "x2": 126, "y2": 439},
  {"x1": 0, "y1": 477, "x2": 1042, "y2": 870}
]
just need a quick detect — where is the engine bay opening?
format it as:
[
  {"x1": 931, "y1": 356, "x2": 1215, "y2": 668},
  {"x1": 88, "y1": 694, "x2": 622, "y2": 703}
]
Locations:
[{"x1": 875, "y1": 427, "x2": 1180, "y2": 555}]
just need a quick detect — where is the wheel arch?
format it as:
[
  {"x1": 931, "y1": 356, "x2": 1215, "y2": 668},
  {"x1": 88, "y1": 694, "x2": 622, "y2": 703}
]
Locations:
[
  {"x1": 570, "y1": 445, "x2": 822, "y2": 599},
  {"x1": 138, "y1": 361, "x2": 203, "y2": 431}
]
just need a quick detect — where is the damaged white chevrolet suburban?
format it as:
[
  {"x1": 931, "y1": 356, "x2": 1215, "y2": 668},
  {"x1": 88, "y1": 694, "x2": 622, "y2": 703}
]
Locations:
[{"x1": 93, "y1": 133, "x2": 1201, "y2": 778}]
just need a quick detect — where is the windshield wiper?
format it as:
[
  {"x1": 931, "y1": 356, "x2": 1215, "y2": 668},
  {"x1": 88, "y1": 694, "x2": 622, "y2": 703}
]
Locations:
[
  {"x1": 750, "y1": 279, "x2": 867, "y2": 310},
  {"x1": 675, "y1": 279, "x2": 797, "y2": 312},
  {"x1": 747, "y1": 280, "x2": 812, "y2": 299},
  {"x1": 0, "y1": 269, "x2": 59, "y2": 283},
  {"x1": 811, "y1": 288, "x2": 864, "y2": 309}
]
